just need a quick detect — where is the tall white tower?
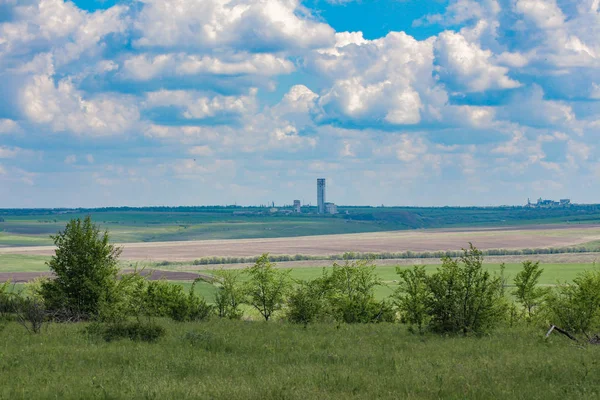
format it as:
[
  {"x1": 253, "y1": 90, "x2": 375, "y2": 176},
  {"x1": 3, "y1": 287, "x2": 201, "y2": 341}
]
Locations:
[{"x1": 317, "y1": 178, "x2": 326, "y2": 214}]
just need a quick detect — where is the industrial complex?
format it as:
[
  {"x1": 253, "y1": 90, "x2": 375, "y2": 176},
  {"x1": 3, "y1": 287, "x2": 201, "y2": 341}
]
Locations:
[
  {"x1": 526, "y1": 198, "x2": 572, "y2": 208},
  {"x1": 291, "y1": 178, "x2": 337, "y2": 215}
]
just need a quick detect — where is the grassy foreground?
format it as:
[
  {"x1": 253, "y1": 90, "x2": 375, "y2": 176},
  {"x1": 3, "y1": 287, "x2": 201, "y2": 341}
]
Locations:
[{"x1": 1, "y1": 320, "x2": 599, "y2": 399}]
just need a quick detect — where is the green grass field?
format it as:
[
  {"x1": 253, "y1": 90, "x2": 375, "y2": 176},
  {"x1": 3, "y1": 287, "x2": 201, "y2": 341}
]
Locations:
[
  {"x1": 0, "y1": 255, "x2": 49, "y2": 272},
  {"x1": 0, "y1": 320, "x2": 599, "y2": 399}
]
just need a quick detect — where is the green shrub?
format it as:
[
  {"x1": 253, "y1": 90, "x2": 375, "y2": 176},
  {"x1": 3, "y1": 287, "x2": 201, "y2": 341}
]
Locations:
[
  {"x1": 426, "y1": 245, "x2": 507, "y2": 335},
  {"x1": 97, "y1": 270, "x2": 148, "y2": 323},
  {"x1": 86, "y1": 321, "x2": 165, "y2": 342},
  {"x1": 546, "y1": 270, "x2": 600, "y2": 336},
  {"x1": 97, "y1": 272, "x2": 212, "y2": 323},
  {"x1": 394, "y1": 266, "x2": 430, "y2": 332},
  {"x1": 0, "y1": 281, "x2": 15, "y2": 319},
  {"x1": 396, "y1": 245, "x2": 507, "y2": 335},
  {"x1": 326, "y1": 258, "x2": 393, "y2": 323},
  {"x1": 286, "y1": 274, "x2": 329, "y2": 325},
  {"x1": 140, "y1": 279, "x2": 212, "y2": 322},
  {"x1": 430, "y1": 246, "x2": 506, "y2": 334}
]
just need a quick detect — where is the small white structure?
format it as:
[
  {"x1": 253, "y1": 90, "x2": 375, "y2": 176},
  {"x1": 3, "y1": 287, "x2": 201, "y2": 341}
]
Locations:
[{"x1": 325, "y1": 202, "x2": 337, "y2": 215}]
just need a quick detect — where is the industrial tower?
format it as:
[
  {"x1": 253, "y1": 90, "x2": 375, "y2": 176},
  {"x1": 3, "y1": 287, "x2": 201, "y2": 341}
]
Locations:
[{"x1": 317, "y1": 178, "x2": 326, "y2": 214}]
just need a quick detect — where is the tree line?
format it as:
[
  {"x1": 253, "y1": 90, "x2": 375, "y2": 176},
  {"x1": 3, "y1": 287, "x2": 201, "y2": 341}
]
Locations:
[{"x1": 183, "y1": 245, "x2": 600, "y2": 266}]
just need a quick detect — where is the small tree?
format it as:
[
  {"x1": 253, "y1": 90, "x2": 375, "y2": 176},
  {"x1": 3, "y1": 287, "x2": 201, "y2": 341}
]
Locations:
[
  {"x1": 245, "y1": 254, "x2": 291, "y2": 321},
  {"x1": 513, "y1": 261, "x2": 547, "y2": 318},
  {"x1": 394, "y1": 266, "x2": 430, "y2": 332},
  {"x1": 40, "y1": 216, "x2": 122, "y2": 319},
  {"x1": 213, "y1": 269, "x2": 244, "y2": 319}
]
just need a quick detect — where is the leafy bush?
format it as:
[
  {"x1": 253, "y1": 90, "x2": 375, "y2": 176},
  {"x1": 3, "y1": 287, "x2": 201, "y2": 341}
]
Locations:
[
  {"x1": 286, "y1": 273, "x2": 329, "y2": 325},
  {"x1": 131, "y1": 279, "x2": 213, "y2": 322},
  {"x1": 97, "y1": 270, "x2": 148, "y2": 323},
  {"x1": 0, "y1": 281, "x2": 16, "y2": 319},
  {"x1": 395, "y1": 245, "x2": 507, "y2": 335},
  {"x1": 394, "y1": 266, "x2": 430, "y2": 332},
  {"x1": 40, "y1": 216, "x2": 122, "y2": 320},
  {"x1": 86, "y1": 321, "x2": 165, "y2": 343},
  {"x1": 326, "y1": 259, "x2": 394, "y2": 324},
  {"x1": 546, "y1": 270, "x2": 600, "y2": 336},
  {"x1": 143, "y1": 280, "x2": 190, "y2": 320},
  {"x1": 96, "y1": 271, "x2": 212, "y2": 323},
  {"x1": 426, "y1": 245, "x2": 506, "y2": 335}
]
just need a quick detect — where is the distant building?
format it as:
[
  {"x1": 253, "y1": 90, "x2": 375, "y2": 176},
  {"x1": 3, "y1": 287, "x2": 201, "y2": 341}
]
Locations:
[
  {"x1": 325, "y1": 202, "x2": 337, "y2": 215},
  {"x1": 527, "y1": 198, "x2": 572, "y2": 208},
  {"x1": 317, "y1": 178, "x2": 326, "y2": 214},
  {"x1": 293, "y1": 200, "x2": 301, "y2": 213}
]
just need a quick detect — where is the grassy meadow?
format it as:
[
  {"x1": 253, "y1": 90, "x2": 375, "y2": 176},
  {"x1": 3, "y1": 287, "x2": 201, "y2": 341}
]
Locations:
[{"x1": 1, "y1": 319, "x2": 599, "y2": 399}]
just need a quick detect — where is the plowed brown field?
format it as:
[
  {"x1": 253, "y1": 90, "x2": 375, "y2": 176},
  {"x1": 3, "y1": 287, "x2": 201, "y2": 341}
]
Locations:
[{"x1": 1, "y1": 224, "x2": 599, "y2": 262}]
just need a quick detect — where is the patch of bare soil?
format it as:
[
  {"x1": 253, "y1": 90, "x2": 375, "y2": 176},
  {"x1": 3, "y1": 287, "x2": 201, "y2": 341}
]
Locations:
[{"x1": 2, "y1": 224, "x2": 600, "y2": 262}]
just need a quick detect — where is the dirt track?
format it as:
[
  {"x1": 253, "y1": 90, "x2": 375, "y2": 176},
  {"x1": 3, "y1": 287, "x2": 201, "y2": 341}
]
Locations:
[{"x1": 1, "y1": 224, "x2": 600, "y2": 262}]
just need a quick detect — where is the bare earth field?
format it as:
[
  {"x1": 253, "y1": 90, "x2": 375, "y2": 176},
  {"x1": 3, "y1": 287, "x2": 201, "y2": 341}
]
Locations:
[{"x1": 1, "y1": 224, "x2": 600, "y2": 262}]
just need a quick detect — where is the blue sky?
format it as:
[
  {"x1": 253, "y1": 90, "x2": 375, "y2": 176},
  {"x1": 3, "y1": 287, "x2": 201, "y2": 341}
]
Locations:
[{"x1": 1, "y1": 0, "x2": 599, "y2": 208}]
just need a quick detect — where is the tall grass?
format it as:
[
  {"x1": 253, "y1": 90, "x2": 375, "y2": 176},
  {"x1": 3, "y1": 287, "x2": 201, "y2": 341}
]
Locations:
[{"x1": 0, "y1": 319, "x2": 599, "y2": 399}]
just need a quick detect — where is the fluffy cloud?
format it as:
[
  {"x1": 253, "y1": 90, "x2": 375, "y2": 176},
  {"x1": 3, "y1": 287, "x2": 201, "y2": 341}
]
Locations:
[
  {"x1": 512, "y1": 0, "x2": 599, "y2": 69},
  {"x1": 310, "y1": 31, "x2": 437, "y2": 126},
  {"x1": 0, "y1": 0, "x2": 128, "y2": 68},
  {"x1": 121, "y1": 53, "x2": 294, "y2": 81},
  {"x1": 143, "y1": 89, "x2": 257, "y2": 120},
  {"x1": 20, "y1": 72, "x2": 139, "y2": 135},
  {"x1": 435, "y1": 30, "x2": 521, "y2": 92},
  {"x1": 132, "y1": 0, "x2": 335, "y2": 51}
]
